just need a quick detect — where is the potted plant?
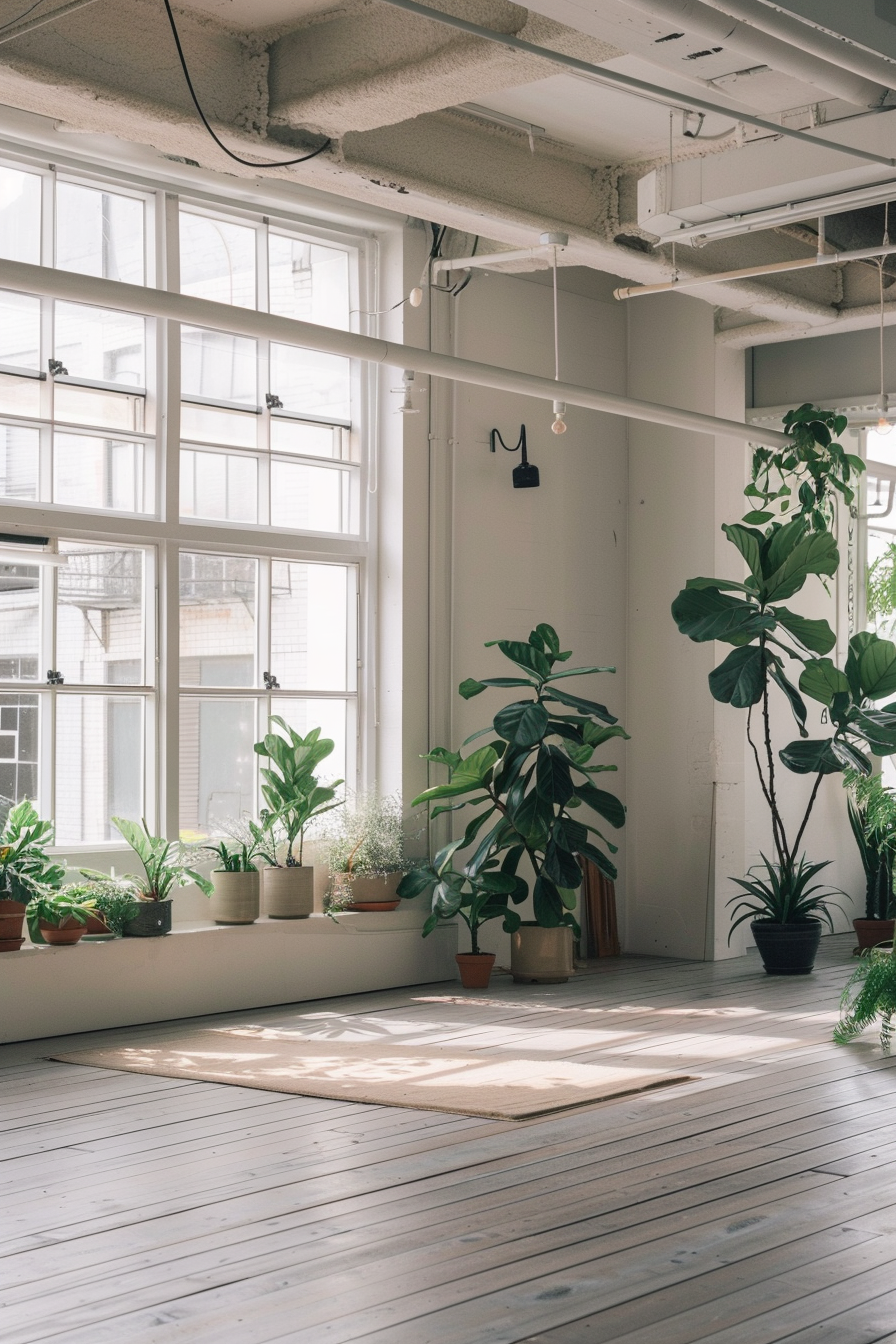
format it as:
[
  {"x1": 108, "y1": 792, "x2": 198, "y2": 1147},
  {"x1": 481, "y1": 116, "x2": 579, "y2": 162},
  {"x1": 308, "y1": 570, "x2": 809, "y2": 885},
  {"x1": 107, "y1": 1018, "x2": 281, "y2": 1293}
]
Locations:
[
  {"x1": 65, "y1": 877, "x2": 140, "y2": 938},
  {"x1": 672, "y1": 406, "x2": 896, "y2": 973},
  {"x1": 320, "y1": 792, "x2": 408, "y2": 911},
  {"x1": 845, "y1": 773, "x2": 896, "y2": 950},
  {"x1": 399, "y1": 853, "x2": 523, "y2": 987},
  {"x1": 26, "y1": 887, "x2": 96, "y2": 946},
  {"x1": 204, "y1": 822, "x2": 270, "y2": 924},
  {"x1": 254, "y1": 718, "x2": 344, "y2": 919},
  {"x1": 0, "y1": 799, "x2": 66, "y2": 952},
  {"x1": 110, "y1": 817, "x2": 213, "y2": 936},
  {"x1": 835, "y1": 946, "x2": 896, "y2": 1051},
  {"x1": 399, "y1": 623, "x2": 627, "y2": 983}
]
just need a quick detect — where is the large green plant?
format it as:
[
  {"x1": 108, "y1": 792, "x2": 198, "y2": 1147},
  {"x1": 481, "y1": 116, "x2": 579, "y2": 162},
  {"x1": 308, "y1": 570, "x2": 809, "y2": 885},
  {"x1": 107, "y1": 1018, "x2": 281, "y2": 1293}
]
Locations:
[
  {"x1": 745, "y1": 404, "x2": 864, "y2": 530},
  {"x1": 0, "y1": 799, "x2": 65, "y2": 903},
  {"x1": 673, "y1": 518, "x2": 896, "y2": 897},
  {"x1": 108, "y1": 818, "x2": 213, "y2": 901},
  {"x1": 845, "y1": 773, "x2": 896, "y2": 921},
  {"x1": 254, "y1": 718, "x2": 344, "y2": 866},
  {"x1": 398, "y1": 624, "x2": 627, "y2": 931}
]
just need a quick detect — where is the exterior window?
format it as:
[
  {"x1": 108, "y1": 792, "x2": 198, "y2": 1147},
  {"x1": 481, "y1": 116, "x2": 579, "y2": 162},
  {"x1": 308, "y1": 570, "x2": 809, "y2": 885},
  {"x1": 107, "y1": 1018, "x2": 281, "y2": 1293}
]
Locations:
[{"x1": 0, "y1": 160, "x2": 366, "y2": 850}]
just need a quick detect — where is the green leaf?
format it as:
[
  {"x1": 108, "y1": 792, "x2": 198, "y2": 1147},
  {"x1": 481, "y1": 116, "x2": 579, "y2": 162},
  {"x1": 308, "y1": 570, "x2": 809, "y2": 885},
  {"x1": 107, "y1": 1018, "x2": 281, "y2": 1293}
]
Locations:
[
  {"x1": 722, "y1": 523, "x2": 763, "y2": 581},
  {"x1": 577, "y1": 839, "x2": 618, "y2": 882},
  {"x1": 536, "y1": 746, "x2": 575, "y2": 806},
  {"x1": 544, "y1": 665, "x2": 615, "y2": 681},
  {"x1": 397, "y1": 868, "x2": 436, "y2": 900},
  {"x1": 771, "y1": 607, "x2": 836, "y2": 655},
  {"x1": 799, "y1": 658, "x2": 850, "y2": 707},
  {"x1": 671, "y1": 586, "x2": 773, "y2": 645},
  {"x1": 532, "y1": 874, "x2": 564, "y2": 927},
  {"x1": 458, "y1": 678, "x2": 486, "y2": 699},
  {"x1": 768, "y1": 663, "x2": 808, "y2": 736},
  {"x1": 411, "y1": 745, "x2": 500, "y2": 805},
  {"x1": 534, "y1": 623, "x2": 560, "y2": 656},
  {"x1": 761, "y1": 528, "x2": 839, "y2": 602},
  {"x1": 543, "y1": 686, "x2": 617, "y2": 724},
  {"x1": 855, "y1": 634, "x2": 896, "y2": 701},
  {"x1": 830, "y1": 740, "x2": 872, "y2": 775},
  {"x1": 685, "y1": 577, "x2": 753, "y2": 593},
  {"x1": 779, "y1": 739, "x2": 842, "y2": 775},
  {"x1": 484, "y1": 639, "x2": 552, "y2": 679},
  {"x1": 742, "y1": 510, "x2": 774, "y2": 525},
  {"x1": 493, "y1": 701, "x2": 549, "y2": 748},
  {"x1": 509, "y1": 790, "x2": 552, "y2": 848},
  {"x1": 575, "y1": 781, "x2": 626, "y2": 829},
  {"x1": 543, "y1": 839, "x2": 583, "y2": 890},
  {"x1": 708, "y1": 646, "x2": 768, "y2": 708}
]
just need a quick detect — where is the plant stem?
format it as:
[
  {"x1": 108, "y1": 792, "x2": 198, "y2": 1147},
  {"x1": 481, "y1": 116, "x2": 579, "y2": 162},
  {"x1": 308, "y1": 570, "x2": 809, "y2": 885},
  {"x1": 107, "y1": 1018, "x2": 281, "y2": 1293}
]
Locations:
[
  {"x1": 791, "y1": 770, "x2": 825, "y2": 860},
  {"x1": 759, "y1": 641, "x2": 788, "y2": 867},
  {"x1": 747, "y1": 704, "x2": 785, "y2": 864}
]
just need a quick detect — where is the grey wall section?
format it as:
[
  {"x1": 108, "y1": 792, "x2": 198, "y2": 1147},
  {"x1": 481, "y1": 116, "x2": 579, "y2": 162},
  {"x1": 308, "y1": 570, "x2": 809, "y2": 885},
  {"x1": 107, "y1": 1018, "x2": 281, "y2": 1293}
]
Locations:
[{"x1": 752, "y1": 325, "x2": 896, "y2": 407}]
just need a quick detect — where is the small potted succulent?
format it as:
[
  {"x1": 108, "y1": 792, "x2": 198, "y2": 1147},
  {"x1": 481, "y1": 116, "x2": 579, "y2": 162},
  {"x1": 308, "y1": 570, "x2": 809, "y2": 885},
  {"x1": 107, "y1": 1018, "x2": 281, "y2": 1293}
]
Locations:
[
  {"x1": 0, "y1": 799, "x2": 66, "y2": 952},
  {"x1": 204, "y1": 822, "x2": 271, "y2": 924},
  {"x1": 320, "y1": 792, "x2": 409, "y2": 911},
  {"x1": 26, "y1": 887, "x2": 96, "y2": 946},
  {"x1": 111, "y1": 817, "x2": 213, "y2": 936},
  {"x1": 254, "y1": 718, "x2": 343, "y2": 919}
]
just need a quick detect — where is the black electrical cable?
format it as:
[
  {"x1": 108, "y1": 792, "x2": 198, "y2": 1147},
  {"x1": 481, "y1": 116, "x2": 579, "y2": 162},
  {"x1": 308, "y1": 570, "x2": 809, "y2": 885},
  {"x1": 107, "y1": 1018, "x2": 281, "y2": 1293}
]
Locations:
[
  {"x1": 161, "y1": 0, "x2": 331, "y2": 168},
  {"x1": 0, "y1": 0, "x2": 49, "y2": 34},
  {"x1": 450, "y1": 234, "x2": 479, "y2": 296}
]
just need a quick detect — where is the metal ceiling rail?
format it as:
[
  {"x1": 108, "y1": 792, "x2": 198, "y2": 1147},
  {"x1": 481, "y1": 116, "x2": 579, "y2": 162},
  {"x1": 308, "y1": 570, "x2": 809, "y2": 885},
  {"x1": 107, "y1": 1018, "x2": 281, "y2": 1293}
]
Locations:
[
  {"x1": 376, "y1": 0, "x2": 896, "y2": 169},
  {"x1": 0, "y1": 260, "x2": 790, "y2": 448},
  {"x1": 614, "y1": 239, "x2": 896, "y2": 298}
]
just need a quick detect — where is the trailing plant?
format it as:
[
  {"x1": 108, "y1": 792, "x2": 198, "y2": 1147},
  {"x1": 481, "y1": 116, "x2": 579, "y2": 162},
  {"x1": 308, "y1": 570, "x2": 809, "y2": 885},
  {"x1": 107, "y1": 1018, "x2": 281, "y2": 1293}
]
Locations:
[
  {"x1": 68, "y1": 878, "x2": 139, "y2": 936},
  {"x1": 745, "y1": 404, "x2": 864, "y2": 530},
  {"x1": 845, "y1": 772, "x2": 896, "y2": 921},
  {"x1": 318, "y1": 791, "x2": 408, "y2": 879},
  {"x1": 672, "y1": 517, "x2": 896, "y2": 906},
  {"x1": 254, "y1": 718, "x2": 344, "y2": 866},
  {"x1": 0, "y1": 799, "x2": 65, "y2": 903},
  {"x1": 835, "y1": 948, "x2": 896, "y2": 1051},
  {"x1": 867, "y1": 542, "x2": 896, "y2": 628},
  {"x1": 727, "y1": 855, "x2": 843, "y2": 937},
  {"x1": 26, "y1": 887, "x2": 95, "y2": 937},
  {"x1": 398, "y1": 624, "x2": 627, "y2": 931},
  {"x1": 108, "y1": 817, "x2": 213, "y2": 901}
]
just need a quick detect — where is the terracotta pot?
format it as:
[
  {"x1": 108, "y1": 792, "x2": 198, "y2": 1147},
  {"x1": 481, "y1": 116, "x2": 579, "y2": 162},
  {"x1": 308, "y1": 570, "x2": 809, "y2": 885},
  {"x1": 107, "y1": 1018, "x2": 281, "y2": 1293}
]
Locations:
[
  {"x1": 751, "y1": 919, "x2": 822, "y2": 975},
  {"x1": 332, "y1": 872, "x2": 402, "y2": 910},
  {"x1": 510, "y1": 925, "x2": 574, "y2": 983},
  {"x1": 39, "y1": 917, "x2": 86, "y2": 946},
  {"x1": 853, "y1": 918, "x2": 895, "y2": 951},
  {"x1": 0, "y1": 898, "x2": 27, "y2": 944},
  {"x1": 456, "y1": 952, "x2": 496, "y2": 989},
  {"x1": 84, "y1": 914, "x2": 112, "y2": 936},
  {"x1": 263, "y1": 865, "x2": 314, "y2": 919},
  {"x1": 210, "y1": 870, "x2": 260, "y2": 924},
  {"x1": 0, "y1": 937, "x2": 24, "y2": 953}
]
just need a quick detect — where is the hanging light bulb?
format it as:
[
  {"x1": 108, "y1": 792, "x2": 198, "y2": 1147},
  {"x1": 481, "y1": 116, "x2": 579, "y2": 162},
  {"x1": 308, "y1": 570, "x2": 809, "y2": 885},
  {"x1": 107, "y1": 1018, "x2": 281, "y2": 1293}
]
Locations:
[
  {"x1": 878, "y1": 392, "x2": 893, "y2": 436},
  {"x1": 409, "y1": 287, "x2": 423, "y2": 308},
  {"x1": 551, "y1": 399, "x2": 567, "y2": 435}
]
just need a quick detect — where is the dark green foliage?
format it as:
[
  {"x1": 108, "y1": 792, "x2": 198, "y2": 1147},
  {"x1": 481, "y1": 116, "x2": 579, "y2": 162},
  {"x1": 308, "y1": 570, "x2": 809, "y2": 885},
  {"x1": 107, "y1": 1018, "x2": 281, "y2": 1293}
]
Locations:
[
  {"x1": 111, "y1": 817, "x2": 213, "y2": 901},
  {"x1": 727, "y1": 854, "x2": 842, "y2": 938},
  {"x1": 835, "y1": 948, "x2": 896, "y2": 1051},
  {"x1": 845, "y1": 773, "x2": 896, "y2": 921},
  {"x1": 745, "y1": 404, "x2": 864, "y2": 530}
]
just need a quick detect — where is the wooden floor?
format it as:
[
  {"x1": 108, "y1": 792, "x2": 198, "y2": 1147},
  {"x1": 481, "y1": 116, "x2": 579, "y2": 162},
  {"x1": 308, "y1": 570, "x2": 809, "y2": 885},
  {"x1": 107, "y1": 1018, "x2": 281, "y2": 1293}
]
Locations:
[{"x1": 4, "y1": 936, "x2": 896, "y2": 1344}]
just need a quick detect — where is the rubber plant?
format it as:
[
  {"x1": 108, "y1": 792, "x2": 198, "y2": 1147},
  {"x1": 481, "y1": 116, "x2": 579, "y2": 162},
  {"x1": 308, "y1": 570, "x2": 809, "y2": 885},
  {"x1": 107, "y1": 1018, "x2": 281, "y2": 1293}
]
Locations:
[{"x1": 398, "y1": 623, "x2": 627, "y2": 937}]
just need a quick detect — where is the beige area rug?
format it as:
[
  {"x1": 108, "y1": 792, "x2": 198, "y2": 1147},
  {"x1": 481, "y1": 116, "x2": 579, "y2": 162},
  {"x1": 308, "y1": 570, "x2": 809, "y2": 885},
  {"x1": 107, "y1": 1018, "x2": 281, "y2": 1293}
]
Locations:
[{"x1": 53, "y1": 1027, "x2": 694, "y2": 1121}]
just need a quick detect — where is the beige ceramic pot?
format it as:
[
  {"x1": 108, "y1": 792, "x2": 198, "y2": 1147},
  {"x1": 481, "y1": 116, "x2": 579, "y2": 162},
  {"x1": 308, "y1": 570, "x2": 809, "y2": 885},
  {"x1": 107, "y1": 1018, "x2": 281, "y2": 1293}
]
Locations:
[
  {"x1": 263, "y1": 865, "x2": 314, "y2": 919},
  {"x1": 210, "y1": 870, "x2": 260, "y2": 924},
  {"x1": 331, "y1": 871, "x2": 402, "y2": 911},
  {"x1": 510, "y1": 925, "x2": 574, "y2": 983}
]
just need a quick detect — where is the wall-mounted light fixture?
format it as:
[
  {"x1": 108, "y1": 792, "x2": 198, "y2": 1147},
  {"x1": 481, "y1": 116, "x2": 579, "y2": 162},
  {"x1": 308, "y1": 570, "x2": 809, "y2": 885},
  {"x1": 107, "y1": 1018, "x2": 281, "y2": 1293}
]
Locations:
[{"x1": 490, "y1": 424, "x2": 539, "y2": 488}]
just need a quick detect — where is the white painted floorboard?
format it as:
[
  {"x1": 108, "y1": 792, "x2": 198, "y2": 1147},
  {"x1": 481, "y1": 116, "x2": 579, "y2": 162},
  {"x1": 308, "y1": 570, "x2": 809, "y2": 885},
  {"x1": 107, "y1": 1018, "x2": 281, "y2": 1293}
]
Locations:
[{"x1": 2, "y1": 937, "x2": 896, "y2": 1343}]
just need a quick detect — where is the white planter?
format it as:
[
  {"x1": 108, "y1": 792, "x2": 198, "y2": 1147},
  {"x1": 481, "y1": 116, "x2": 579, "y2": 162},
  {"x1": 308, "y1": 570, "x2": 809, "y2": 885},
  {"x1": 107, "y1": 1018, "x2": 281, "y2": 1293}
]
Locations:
[
  {"x1": 209, "y1": 870, "x2": 260, "y2": 925},
  {"x1": 263, "y1": 865, "x2": 314, "y2": 919},
  {"x1": 330, "y1": 871, "x2": 402, "y2": 908},
  {"x1": 510, "y1": 925, "x2": 574, "y2": 983}
]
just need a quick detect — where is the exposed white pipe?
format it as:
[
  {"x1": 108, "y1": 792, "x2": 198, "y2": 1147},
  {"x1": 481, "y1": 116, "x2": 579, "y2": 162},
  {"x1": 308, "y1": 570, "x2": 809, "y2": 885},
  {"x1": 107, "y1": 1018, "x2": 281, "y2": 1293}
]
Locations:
[
  {"x1": 0, "y1": 259, "x2": 790, "y2": 447},
  {"x1": 615, "y1": 239, "x2": 896, "y2": 299},
  {"x1": 701, "y1": 0, "x2": 896, "y2": 92},
  {"x1": 614, "y1": 0, "x2": 887, "y2": 108},
  {"x1": 376, "y1": 0, "x2": 896, "y2": 169},
  {"x1": 658, "y1": 177, "x2": 896, "y2": 246}
]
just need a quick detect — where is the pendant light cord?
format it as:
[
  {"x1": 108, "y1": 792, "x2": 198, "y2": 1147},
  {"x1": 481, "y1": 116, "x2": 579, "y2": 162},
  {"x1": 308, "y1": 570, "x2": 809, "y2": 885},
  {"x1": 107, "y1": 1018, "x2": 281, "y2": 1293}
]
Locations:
[
  {"x1": 162, "y1": 0, "x2": 331, "y2": 167},
  {"x1": 552, "y1": 245, "x2": 560, "y2": 382}
]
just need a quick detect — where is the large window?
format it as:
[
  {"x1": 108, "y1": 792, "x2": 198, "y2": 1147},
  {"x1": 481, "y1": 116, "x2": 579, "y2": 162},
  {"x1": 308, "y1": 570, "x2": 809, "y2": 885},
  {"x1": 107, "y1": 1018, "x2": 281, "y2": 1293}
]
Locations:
[{"x1": 0, "y1": 159, "x2": 366, "y2": 845}]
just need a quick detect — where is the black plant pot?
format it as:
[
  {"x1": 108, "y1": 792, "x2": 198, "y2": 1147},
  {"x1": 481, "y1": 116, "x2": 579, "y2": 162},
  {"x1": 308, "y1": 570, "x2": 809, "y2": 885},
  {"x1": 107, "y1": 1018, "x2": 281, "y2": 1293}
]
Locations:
[
  {"x1": 751, "y1": 918, "x2": 821, "y2": 975},
  {"x1": 123, "y1": 900, "x2": 173, "y2": 938}
]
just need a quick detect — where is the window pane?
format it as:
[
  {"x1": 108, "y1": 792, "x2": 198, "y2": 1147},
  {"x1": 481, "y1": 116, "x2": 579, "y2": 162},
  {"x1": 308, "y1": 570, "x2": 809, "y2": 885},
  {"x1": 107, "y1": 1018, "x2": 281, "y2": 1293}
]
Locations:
[
  {"x1": 271, "y1": 459, "x2": 353, "y2": 533},
  {"x1": 270, "y1": 697, "x2": 349, "y2": 789},
  {"x1": 180, "y1": 449, "x2": 257, "y2": 523},
  {"x1": 179, "y1": 696, "x2": 255, "y2": 839},
  {"x1": 270, "y1": 419, "x2": 342, "y2": 459},
  {"x1": 0, "y1": 425, "x2": 38, "y2": 500},
  {"x1": 182, "y1": 327, "x2": 256, "y2": 404},
  {"x1": 180, "y1": 212, "x2": 256, "y2": 309},
  {"x1": 269, "y1": 237, "x2": 349, "y2": 330},
  {"x1": 0, "y1": 291, "x2": 40, "y2": 369},
  {"x1": 57, "y1": 543, "x2": 145, "y2": 685},
  {"x1": 54, "y1": 434, "x2": 145, "y2": 513},
  {"x1": 0, "y1": 374, "x2": 40, "y2": 419},
  {"x1": 0, "y1": 694, "x2": 39, "y2": 816},
  {"x1": 271, "y1": 562, "x2": 351, "y2": 691},
  {"x1": 54, "y1": 302, "x2": 145, "y2": 388},
  {"x1": 270, "y1": 344, "x2": 350, "y2": 422},
  {"x1": 180, "y1": 403, "x2": 257, "y2": 448},
  {"x1": 180, "y1": 553, "x2": 256, "y2": 687},
  {"x1": 0, "y1": 167, "x2": 40, "y2": 265},
  {"x1": 0, "y1": 563, "x2": 39, "y2": 680},
  {"x1": 56, "y1": 183, "x2": 145, "y2": 285},
  {"x1": 53, "y1": 383, "x2": 145, "y2": 433},
  {"x1": 55, "y1": 694, "x2": 143, "y2": 844}
]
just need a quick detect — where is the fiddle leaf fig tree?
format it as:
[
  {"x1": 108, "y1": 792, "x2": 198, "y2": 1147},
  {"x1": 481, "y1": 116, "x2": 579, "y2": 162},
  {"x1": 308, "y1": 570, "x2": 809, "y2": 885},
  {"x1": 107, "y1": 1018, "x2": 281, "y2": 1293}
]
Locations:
[{"x1": 397, "y1": 624, "x2": 628, "y2": 933}]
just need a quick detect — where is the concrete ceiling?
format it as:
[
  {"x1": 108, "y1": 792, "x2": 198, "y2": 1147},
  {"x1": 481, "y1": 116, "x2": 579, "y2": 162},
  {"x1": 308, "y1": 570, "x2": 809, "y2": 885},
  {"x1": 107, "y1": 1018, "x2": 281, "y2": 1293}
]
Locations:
[{"x1": 0, "y1": 0, "x2": 894, "y2": 343}]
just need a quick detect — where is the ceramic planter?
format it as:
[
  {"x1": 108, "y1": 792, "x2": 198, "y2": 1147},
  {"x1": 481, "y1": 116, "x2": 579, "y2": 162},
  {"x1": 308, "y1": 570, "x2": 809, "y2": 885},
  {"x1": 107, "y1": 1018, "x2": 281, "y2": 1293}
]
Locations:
[
  {"x1": 39, "y1": 918, "x2": 86, "y2": 947},
  {"x1": 123, "y1": 900, "x2": 173, "y2": 938},
  {"x1": 510, "y1": 924, "x2": 574, "y2": 983},
  {"x1": 263, "y1": 865, "x2": 314, "y2": 919},
  {"x1": 84, "y1": 914, "x2": 113, "y2": 937},
  {"x1": 456, "y1": 952, "x2": 496, "y2": 988},
  {"x1": 0, "y1": 899, "x2": 26, "y2": 949},
  {"x1": 331, "y1": 871, "x2": 401, "y2": 911},
  {"x1": 210, "y1": 870, "x2": 260, "y2": 924},
  {"x1": 751, "y1": 919, "x2": 822, "y2": 975},
  {"x1": 853, "y1": 918, "x2": 895, "y2": 952}
]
